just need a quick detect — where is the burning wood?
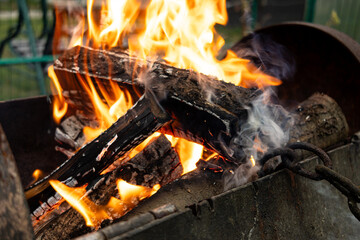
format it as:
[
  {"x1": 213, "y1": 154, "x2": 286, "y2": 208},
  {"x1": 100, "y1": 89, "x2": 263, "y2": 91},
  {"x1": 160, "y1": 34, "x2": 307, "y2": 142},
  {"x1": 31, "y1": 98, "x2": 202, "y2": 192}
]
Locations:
[
  {"x1": 17, "y1": 0, "x2": 355, "y2": 238},
  {"x1": 26, "y1": 45, "x2": 268, "y2": 225},
  {"x1": 27, "y1": 43, "x2": 349, "y2": 238},
  {"x1": 26, "y1": 94, "x2": 169, "y2": 216},
  {"x1": 53, "y1": 45, "x2": 271, "y2": 163},
  {"x1": 35, "y1": 134, "x2": 182, "y2": 239}
]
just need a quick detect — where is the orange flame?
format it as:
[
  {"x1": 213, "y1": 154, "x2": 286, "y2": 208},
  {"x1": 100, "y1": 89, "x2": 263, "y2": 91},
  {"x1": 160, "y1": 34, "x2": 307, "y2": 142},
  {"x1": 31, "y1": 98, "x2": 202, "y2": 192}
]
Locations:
[
  {"x1": 49, "y1": 65, "x2": 68, "y2": 124},
  {"x1": 174, "y1": 138, "x2": 204, "y2": 174},
  {"x1": 127, "y1": 132, "x2": 204, "y2": 175},
  {"x1": 32, "y1": 169, "x2": 44, "y2": 182},
  {"x1": 87, "y1": 0, "x2": 141, "y2": 48},
  {"x1": 128, "y1": 0, "x2": 280, "y2": 88},
  {"x1": 48, "y1": 0, "x2": 282, "y2": 223},
  {"x1": 49, "y1": 179, "x2": 159, "y2": 228},
  {"x1": 250, "y1": 155, "x2": 256, "y2": 167},
  {"x1": 29, "y1": 169, "x2": 45, "y2": 186},
  {"x1": 50, "y1": 0, "x2": 281, "y2": 149}
]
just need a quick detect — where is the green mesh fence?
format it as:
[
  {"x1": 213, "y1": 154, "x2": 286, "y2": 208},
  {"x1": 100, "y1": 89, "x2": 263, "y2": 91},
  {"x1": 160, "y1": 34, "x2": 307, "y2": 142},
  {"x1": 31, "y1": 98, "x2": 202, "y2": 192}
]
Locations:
[
  {"x1": 313, "y1": 0, "x2": 360, "y2": 42},
  {"x1": 0, "y1": 0, "x2": 52, "y2": 101},
  {"x1": 1, "y1": 0, "x2": 359, "y2": 101}
]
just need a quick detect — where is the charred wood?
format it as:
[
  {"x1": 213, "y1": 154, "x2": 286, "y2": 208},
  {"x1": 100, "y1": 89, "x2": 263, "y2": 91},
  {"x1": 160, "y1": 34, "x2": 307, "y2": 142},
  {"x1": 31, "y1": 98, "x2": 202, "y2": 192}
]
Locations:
[
  {"x1": 35, "y1": 134, "x2": 182, "y2": 240},
  {"x1": 53, "y1": 45, "x2": 261, "y2": 163},
  {"x1": 113, "y1": 94, "x2": 349, "y2": 224},
  {"x1": 289, "y1": 93, "x2": 349, "y2": 149},
  {"x1": 55, "y1": 115, "x2": 86, "y2": 151},
  {"x1": 26, "y1": 95, "x2": 170, "y2": 215},
  {"x1": 261, "y1": 93, "x2": 349, "y2": 174}
]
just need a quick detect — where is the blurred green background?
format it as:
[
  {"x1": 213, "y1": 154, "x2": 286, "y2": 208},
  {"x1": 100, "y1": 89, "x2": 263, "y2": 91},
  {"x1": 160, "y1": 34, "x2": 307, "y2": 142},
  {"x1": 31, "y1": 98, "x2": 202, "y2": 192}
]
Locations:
[{"x1": 0, "y1": 0, "x2": 359, "y2": 101}]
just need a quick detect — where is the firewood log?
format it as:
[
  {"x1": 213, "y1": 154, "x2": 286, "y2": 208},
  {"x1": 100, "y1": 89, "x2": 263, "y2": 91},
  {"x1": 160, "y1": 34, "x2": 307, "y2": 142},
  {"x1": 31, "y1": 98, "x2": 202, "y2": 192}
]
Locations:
[
  {"x1": 104, "y1": 95, "x2": 349, "y2": 228},
  {"x1": 0, "y1": 124, "x2": 34, "y2": 239},
  {"x1": 34, "y1": 135, "x2": 182, "y2": 240},
  {"x1": 53, "y1": 45, "x2": 262, "y2": 163},
  {"x1": 26, "y1": 94, "x2": 170, "y2": 215},
  {"x1": 289, "y1": 93, "x2": 349, "y2": 153}
]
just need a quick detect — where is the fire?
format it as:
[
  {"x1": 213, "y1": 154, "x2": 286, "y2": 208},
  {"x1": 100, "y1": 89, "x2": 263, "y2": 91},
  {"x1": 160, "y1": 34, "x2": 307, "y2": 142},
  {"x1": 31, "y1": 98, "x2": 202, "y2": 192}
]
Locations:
[
  {"x1": 126, "y1": 132, "x2": 204, "y2": 174},
  {"x1": 47, "y1": 0, "x2": 281, "y2": 225},
  {"x1": 49, "y1": 65, "x2": 68, "y2": 124},
  {"x1": 32, "y1": 169, "x2": 44, "y2": 182},
  {"x1": 49, "y1": 179, "x2": 159, "y2": 228},
  {"x1": 49, "y1": 0, "x2": 281, "y2": 150},
  {"x1": 117, "y1": 179, "x2": 160, "y2": 202},
  {"x1": 87, "y1": 0, "x2": 141, "y2": 48},
  {"x1": 250, "y1": 155, "x2": 256, "y2": 167},
  {"x1": 174, "y1": 138, "x2": 204, "y2": 174},
  {"x1": 29, "y1": 169, "x2": 45, "y2": 186},
  {"x1": 130, "y1": 0, "x2": 280, "y2": 88}
]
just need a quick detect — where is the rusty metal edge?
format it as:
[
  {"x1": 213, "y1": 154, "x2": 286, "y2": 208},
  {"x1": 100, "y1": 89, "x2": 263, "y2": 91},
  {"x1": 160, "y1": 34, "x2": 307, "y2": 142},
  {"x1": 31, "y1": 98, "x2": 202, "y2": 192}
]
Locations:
[
  {"x1": 74, "y1": 135, "x2": 360, "y2": 240},
  {"x1": 254, "y1": 21, "x2": 360, "y2": 64}
]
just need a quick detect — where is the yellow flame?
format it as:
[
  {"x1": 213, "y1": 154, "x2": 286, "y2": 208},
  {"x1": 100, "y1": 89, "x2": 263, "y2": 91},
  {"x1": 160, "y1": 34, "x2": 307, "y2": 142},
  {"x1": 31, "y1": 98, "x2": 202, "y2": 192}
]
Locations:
[
  {"x1": 87, "y1": 0, "x2": 141, "y2": 48},
  {"x1": 127, "y1": 132, "x2": 204, "y2": 175},
  {"x1": 49, "y1": 180, "x2": 107, "y2": 227},
  {"x1": 49, "y1": 179, "x2": 159, "y2": 228},
  {"x1": 127, "y1": 0, "x2": 279, "y2": 87},
  {"x1": 32, "y1": 169, "x2": 43, "y2": 182},
  {"x1": 48, "y1": 0, "x2": 282, "y2": 222},
  {"x1": 174, "y1": 138, "x2": 204, "y2": 174},
  {"x1": 49, "y1": 65, "x2": 68, "y2": 124},
  {"x1": 250, "y1": 155, "x2": 256, "y2": 167},
  {"x1": 117, "y1": 179, "x2": 159, "y2": 202},
  {"x1": 50, "y1": 0, "x2": 281, "y2": 149}
]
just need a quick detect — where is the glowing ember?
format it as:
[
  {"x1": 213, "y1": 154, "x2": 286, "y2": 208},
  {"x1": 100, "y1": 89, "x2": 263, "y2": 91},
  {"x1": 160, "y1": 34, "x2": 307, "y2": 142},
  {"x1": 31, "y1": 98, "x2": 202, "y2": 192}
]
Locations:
[{"x1": 49, "y1": 179, "x2": 159, "y2": 228}]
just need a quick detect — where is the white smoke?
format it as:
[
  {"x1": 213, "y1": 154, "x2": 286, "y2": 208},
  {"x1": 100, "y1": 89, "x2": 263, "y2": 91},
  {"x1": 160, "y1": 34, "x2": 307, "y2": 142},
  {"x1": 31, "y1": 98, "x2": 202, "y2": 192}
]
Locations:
[{"x1": 224, "y1": 87, "x2": 294, "y2": 190}]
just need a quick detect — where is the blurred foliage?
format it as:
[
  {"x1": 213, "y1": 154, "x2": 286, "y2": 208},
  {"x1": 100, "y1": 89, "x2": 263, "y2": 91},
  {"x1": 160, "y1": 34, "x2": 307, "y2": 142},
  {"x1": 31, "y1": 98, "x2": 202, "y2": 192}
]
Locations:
[
  {"x1": 326, "y1": 10, "x2": 341, "y2": 27},
  {"x1": 313, "y1": 0, "x2": 360, "y2": 42},
  {"x1": 0, "y1": 0, "x2": 359, "y2": 101},
  {"x1": 0, "y1": 1, "x2": 52, "y2": 101}
]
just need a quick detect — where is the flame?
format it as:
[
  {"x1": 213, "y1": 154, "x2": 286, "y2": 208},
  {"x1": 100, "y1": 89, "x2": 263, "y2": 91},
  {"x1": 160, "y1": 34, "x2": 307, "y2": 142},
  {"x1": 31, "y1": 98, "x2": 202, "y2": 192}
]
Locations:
[
  {"x1": 29, "y1": 169, "x2": 45, "y2": 186},
  {"x1": 49, "y1": 179, "x2": 159, "y2": 228},
  {"x1": 250, "y1": 155, "x2": 256, "y2": 167},
  {"x1": 126, "y1": 132, "x2": 203, "y2": 174},
  {"x1": 117, "y1": 179, "x2": 160, "y2": 202},
  {"x1": 49, "y1": 65, "x2": 68, "y2": 124},
  {"x1": 48, "y1": 0, "x2": 282, "y2": 223},
  {"x1": 50, "y1": 0, "x2": 281, "y2": 150},
  {"x1": 128, "y1": 0, "x2": 280, "y2": 87},
  {"x1": 174, "y1": 138, "x2": 204, "y2": 174},
  {"x1": 32, "y1": 169, "x2": 44, "y2": 182},
  {"x1": 88, "y1": 0, "x2": 141, "y2": 48}
]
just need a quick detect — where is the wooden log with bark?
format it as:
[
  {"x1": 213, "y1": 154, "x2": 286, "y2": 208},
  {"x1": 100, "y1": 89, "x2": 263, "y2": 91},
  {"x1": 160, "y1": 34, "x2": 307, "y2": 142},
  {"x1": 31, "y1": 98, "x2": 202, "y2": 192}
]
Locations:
[
  {"x1": 0, "y1": 124, "x2": 34, "y2": 239},
  {"x1": 29, "y1": 42, "x2": 350, "y2": 239},
  {"x1": 35, "y1": 134, "x2": 182, "y2": 240},
  {"x1": 26, "y1": 94, "x2": 170, "y2": 216},
  {"x1": 104, "y1": 94, "x2": 349, "y2": 229},
  {"x1": 53, "y1": 45, "x2": 262, "y2": 163},
  {"x1": 26, "y1": 45, "x2": 264, "y2": 217},
  {"x1": 289, "y1": 93, "x2": 349, "y2": 149},
  {"x1": 52, "y1": 46, "x2": 349, "y2": 163}
]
